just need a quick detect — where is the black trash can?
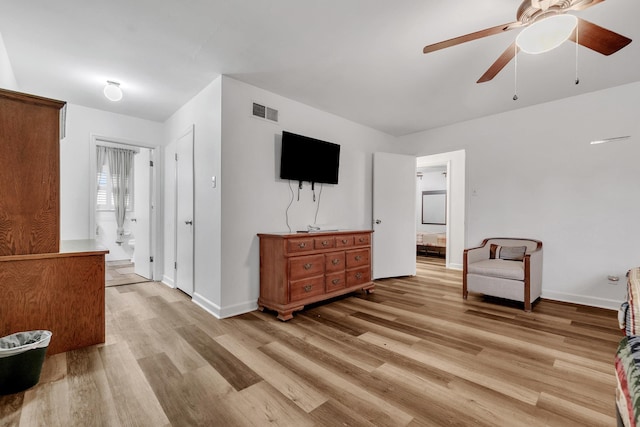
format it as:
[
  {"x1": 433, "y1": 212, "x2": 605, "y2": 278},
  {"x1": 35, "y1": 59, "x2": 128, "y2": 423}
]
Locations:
[{"x1": 0, "y1": 330, "x2": 52, "y2": 395}]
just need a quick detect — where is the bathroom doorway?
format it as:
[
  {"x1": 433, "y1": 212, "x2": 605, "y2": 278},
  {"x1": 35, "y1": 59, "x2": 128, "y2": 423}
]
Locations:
[{"x1": 90, "y1": 136, "x2": 157, "y2": 286}]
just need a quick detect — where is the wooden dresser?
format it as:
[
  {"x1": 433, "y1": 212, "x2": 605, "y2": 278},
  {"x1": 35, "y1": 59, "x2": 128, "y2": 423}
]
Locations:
[{"x1": 258, "y1": 230, "x2": 374, "y2": 320}]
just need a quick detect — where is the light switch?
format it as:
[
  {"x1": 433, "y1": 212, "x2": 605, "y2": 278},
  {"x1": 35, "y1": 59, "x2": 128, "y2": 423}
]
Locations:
[{"x1": 212, "y1": 176, "x2": 216, "y2": 188}]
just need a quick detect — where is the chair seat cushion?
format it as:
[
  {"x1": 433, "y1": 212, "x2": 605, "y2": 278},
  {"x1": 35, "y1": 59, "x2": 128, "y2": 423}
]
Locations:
[{"x1": 467, "y1": 259, "x2": 524, "y2": 281}]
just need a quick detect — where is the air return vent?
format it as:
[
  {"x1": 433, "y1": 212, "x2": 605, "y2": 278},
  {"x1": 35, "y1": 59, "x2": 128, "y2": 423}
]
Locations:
[{"x1": 252, "y1": 102, "x2": 279, "y2": 123}]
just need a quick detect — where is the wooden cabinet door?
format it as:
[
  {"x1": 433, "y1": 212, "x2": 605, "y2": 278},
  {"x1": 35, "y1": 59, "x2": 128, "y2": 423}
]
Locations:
[{"x1": 0, "y1": 90, "x2": 65, "y2": 255}]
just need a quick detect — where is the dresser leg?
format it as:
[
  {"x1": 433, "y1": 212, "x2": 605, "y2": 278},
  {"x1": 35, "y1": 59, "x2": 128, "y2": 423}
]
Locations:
[{"x1": 277, "y1": 308, "x2": 299, "y2": 321}]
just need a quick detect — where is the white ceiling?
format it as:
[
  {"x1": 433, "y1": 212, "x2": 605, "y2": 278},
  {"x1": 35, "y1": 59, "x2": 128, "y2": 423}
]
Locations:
[{"x1": 1, "y1": 0, "x2": 638, "y2": 136}]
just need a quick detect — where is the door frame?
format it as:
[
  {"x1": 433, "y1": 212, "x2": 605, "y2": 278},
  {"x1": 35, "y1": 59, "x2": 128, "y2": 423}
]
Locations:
[
  {"x1": 89, "y1": 134, "x2": 161, "y2": 279},
  {"x1": 416, "y1": 150, "x2": 466, "y2": 270},
  {"x1": 173, "y1": 125, "x2": 195, "y2": 295},
  {"x1": 416, "y1": 160, "x2": 451, "y2": 261}
]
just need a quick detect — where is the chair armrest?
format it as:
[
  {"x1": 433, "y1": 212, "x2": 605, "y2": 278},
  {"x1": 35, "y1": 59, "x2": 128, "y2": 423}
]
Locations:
[{"x1": 526, "y1": 247, "x2": 543, "y2": 299}]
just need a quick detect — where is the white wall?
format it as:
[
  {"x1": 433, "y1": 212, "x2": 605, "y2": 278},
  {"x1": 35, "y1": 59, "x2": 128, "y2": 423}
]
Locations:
[
  {"x1": 218, "y1": 76, "x2": 396, "y2": 316},
  {"x1": 0, "y1": 33, "x2": 18, "y2": 90},
  {"x1": 60, "y1": 104, "x2": 164, "y2": 274},
  {"x1": 398, "y1": 82, "x2": 640, "y2": 309},
  {"x1": 162, "y1": 78, "x2": 222, "y2": 312}
]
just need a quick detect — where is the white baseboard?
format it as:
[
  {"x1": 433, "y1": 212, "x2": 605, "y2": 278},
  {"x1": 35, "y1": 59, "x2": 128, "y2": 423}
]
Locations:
[
  {"x1": 192, "y1": 292, "x2": 258, "y2": 319},
  {"x1": 192, "y1": 293, "x2": 222, "y2": 319},
  {"x1": 541, "y1": 290, "x2": 622, "y2": 311},
  {"x1": 161, "y1": 274, "x2": 175, "y2": 288},
  {"x1": 447, "y1": 262, "x2": 463, "y2": 271},
  {"x1": 220, "y1": 300, "x2": 259, "y2": 318}
]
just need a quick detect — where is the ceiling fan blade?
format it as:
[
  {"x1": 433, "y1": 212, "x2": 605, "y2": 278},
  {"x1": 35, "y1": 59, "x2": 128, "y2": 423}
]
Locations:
[
  {"x1": 569, "y1": 18, "x2": 632, "y2": 55},
  {"x1": 569, "y1": 0, "x2": 605, "y2": 11},
  {"x1": 423, "y1": 22, "x2": 520, "y2": 54},
  {"x1": 477, "y1": 42, "x2": 519, "y2": 83}
]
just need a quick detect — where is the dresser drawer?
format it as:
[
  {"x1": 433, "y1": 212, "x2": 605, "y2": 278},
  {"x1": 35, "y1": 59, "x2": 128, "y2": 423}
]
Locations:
[
  {"x1": 289, "y1": 254, "x2": 324, "y2": 280},
  {"x1": 287, "y1": 238, "x2": 314, "y2": 254},
  {"x1": 325, "y1": 252, "x2": 345, "y2": 273},
  {"x1": 290, "y1": 276, "x2": 325, "y2": 302},
  {"x1": 354, "y1": 234, "x2": 370, "y2": 246},
  {"x1": 346, "y1": 248, "x2": 370, "y2": 268},
  {"x1": 346, "y1": 267, "x2": 371, "y2": 287},
  {"x1": 335, "y1": 236, "x2": 355, "y2": 248},
  {"x1": 325, "y1": 272, "x2": 346, "y2": 292},
  {"x1": 314, "y1": 237, "x2": 335, "y2": 250}
]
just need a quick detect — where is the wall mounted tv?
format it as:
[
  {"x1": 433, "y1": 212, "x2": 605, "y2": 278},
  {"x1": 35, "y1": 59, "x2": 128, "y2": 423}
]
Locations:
[{"x1": 280, "y1": 131, "x2": 340, "y2": 185}]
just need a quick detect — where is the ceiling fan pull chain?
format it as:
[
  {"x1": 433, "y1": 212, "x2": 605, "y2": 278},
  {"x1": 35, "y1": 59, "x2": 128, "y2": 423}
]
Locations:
[
  {"x1": 513, "y1": 43, "x2": 519, "y2": 101},
  {"x1": 575, "y1": 22, "x2": 580, "y2": 85}
]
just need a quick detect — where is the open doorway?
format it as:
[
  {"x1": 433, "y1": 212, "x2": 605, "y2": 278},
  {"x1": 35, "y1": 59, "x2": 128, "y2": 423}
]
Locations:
[
  {"x1": 90, "y1": 136, "x2": 157, "y2": 287},
  {"x1": 416, "y1": 164, "x2": 447, "y2": 260},
  {"x1": 416, "y1": 150, "x2": 466, "y2": 271}
]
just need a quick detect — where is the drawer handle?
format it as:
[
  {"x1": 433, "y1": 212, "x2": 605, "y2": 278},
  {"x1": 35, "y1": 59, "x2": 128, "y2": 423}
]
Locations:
[
  {"x1": 322, "y1": 240, "x2": 329, "y2": 246},
  {"x1": 332, "y1": 259, "x2": 340, "y2": 265},
  {"x1": 332, "y1": 278, "x2": 340, "y2": 285},
  {"x1": 341, "y1": 239, "x2": 348, "y2": 244},
  {"x1": 355, "y1": 272, "x2": 363, "y2": 279},
  {"x1": 355, "y1": 255, "x2": 362, "y2": 261},
  {"x1": 298, "y1": 242, "x2": 306, "y2": 249},
  {"x1": 304, "y1": 285, "x2": 313, "y2": 293},
  {"x1": 303, "y1": 263, "x2": 312, "y2": 270},
  {"x1": 359, "y1": 238, "x2": 366, "y2": 242}
]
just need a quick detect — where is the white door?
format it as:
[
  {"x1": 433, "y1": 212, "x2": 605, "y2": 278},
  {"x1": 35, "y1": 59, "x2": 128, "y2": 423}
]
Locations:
[
  {"x1": 175, "y1": 127, "x2": 195, "y2": 295},
  {"x1": 372, "y1": 152, "x2": 416, "y2": 279},
  {"x1": 133, "y1": 148, "x2": 152, "y2": 279}
]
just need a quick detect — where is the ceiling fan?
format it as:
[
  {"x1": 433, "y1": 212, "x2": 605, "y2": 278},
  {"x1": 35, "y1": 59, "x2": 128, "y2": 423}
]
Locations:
[{"x1": 423, "y1": 0, "x2": 632, "y2": 83}]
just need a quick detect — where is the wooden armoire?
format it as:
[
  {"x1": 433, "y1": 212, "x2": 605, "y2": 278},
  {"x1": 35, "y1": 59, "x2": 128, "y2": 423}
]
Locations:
[{"x1": 0, "y1": 88, "x2": 108, "y2": 355}]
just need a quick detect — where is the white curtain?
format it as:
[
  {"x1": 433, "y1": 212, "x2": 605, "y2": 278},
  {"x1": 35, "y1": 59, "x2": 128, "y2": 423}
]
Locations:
[
  {"x1": 106, "y1": 147, "x2": 135, "y2": 244},
  {"x1": 96, "y1": 145, "x2": 108, "y2": 200}
]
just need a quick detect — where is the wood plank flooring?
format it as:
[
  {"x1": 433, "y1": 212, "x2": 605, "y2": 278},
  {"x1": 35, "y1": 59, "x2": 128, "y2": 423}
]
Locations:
[
  {"x1": 106, "y1": 261, "x2": 150, "y2": 287},
  {"x1": 0, "y1": 257, "x2": 621, "y2": 426}
]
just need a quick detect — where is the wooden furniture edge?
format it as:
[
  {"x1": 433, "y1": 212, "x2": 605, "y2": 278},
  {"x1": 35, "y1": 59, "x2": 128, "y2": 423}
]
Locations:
[
  {"x1": 0, "y1": 88, "x2": 66, "y2": 109},
  {"x1": 0, "y1": 240, "x2": 109, "y2": 262}
]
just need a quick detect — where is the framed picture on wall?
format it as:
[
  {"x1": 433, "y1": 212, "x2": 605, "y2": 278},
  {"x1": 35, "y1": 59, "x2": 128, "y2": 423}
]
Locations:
[{"x1": 422, "y1": 190, "x2": 446, "y2": 225}]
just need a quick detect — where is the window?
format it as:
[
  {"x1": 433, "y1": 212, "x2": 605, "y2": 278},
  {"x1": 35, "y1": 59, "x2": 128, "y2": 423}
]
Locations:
[{"x1": 96, "y1": 161, "x2": 134, "y2": 211}]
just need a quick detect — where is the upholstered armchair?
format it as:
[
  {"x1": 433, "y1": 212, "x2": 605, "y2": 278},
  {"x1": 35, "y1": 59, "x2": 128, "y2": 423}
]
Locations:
[{"x1": 463, "y1": 238, "x2": 543, "y2": 311}]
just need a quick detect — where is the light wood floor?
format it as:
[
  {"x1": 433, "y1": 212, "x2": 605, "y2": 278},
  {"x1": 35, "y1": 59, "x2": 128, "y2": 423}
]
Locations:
[
  {"x1": 1, "y1": 257, "x2": 620, "y2": 426},
  {"x1": 105, "y1": 260, "x2": 150, "y2": 287}
]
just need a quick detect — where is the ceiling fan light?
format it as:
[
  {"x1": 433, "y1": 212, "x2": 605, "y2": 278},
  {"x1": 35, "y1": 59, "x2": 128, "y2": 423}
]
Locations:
[
  {"x1": 103, "y1": 81, "x2": 123, "y2": 102},
  {"x1": 516, "y1": 14, "x2": 578, "y2": 54}
]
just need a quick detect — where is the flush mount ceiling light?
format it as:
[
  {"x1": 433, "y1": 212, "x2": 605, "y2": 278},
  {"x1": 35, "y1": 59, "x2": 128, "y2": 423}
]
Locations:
[
  {"x1": 103, "y1": 81, "x2": 123, "y2": 102},
  {"x1": 516, "y1": 14, "x2": 578, "y2": 54}
]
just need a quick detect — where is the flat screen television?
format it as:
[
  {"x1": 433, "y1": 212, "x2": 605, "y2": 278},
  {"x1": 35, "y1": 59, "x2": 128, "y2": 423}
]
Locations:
[{"x1": 280, "y1": 131, "x2": 340, "y2": 184}]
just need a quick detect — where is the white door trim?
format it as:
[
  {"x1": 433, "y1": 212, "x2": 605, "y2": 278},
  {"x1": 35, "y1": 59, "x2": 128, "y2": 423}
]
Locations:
[
  {"x1": 174, "y1": 125, "x2": 195, "y2": 295},
  {"x1": 416, "y1": 150, "x2": 466, "y2": 270},
  {"x1": 89, "y1": 134, "x2": 161, "y2": 278}
]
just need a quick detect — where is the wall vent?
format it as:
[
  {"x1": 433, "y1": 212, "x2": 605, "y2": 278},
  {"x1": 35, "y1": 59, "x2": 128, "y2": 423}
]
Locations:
[{"x1": 252, "y1": 102, "x2": 279, "y2": 123}]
